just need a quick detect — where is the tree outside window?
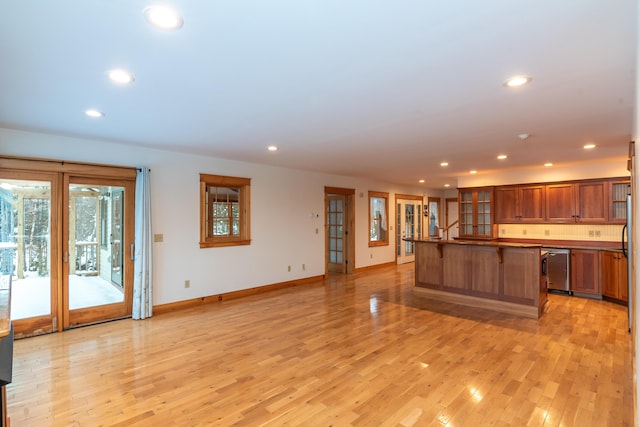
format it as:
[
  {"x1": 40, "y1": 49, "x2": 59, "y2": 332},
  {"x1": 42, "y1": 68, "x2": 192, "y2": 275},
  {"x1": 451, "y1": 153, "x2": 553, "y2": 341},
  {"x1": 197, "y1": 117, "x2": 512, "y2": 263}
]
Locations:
[
  {"x1": 200, "y1": 174, "x2": 251, "y2": 248},
  {"x1": 369, "y1": 191, "x2": 389, "y2": 247}
]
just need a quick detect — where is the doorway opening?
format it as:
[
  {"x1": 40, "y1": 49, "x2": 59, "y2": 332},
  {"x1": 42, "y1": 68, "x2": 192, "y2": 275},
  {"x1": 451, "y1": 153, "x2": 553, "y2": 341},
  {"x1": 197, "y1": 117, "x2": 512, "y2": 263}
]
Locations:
[
  {"x1": 396, "y1": 194, "x2": 423, "y2": 264},
  {"x1": 0, "y1": 157, "x2": 135, "y2": 337}
]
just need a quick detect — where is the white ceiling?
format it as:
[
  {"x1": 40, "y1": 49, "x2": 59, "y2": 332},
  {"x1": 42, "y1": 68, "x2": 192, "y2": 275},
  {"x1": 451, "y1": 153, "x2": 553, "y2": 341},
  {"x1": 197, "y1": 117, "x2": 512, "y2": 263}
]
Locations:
[{"x1": 0, "y1": 1, "x2": 636, "y2": 187}]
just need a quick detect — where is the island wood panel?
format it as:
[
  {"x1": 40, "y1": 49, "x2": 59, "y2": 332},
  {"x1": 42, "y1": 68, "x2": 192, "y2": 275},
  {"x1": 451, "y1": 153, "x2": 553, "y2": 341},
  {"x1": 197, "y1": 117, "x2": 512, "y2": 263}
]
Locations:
[
  {"x1": 502, "y1": 249, "x2": 539, "y2": 303},
  {"x1": 415, "y1": 242, "x2": 440, "y2": 287},
  {"x1": 412, "y1": 240, "x2": 545, "y2": 318},
  {"x1": 442, "y1": 245, "x2": 468, "y2": 290},
  {"x1": 470, "y1": 246, "x2": 499, "y2": 295}
]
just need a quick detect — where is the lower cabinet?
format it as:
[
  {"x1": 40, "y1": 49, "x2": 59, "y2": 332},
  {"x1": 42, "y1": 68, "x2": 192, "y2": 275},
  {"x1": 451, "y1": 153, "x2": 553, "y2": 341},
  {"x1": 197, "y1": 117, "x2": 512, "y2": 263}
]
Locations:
[
  {"x1": 570, "y1": 249, "x2": 601, "y2": 295},
  {"x1": 601, "y1": 250, "x2": 628, "y2": 302}
]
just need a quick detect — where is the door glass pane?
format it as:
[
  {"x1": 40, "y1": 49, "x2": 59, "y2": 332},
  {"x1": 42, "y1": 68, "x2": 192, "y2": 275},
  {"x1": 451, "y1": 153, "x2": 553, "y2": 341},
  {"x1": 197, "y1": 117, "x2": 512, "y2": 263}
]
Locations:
[
  {"x1": 0, "y1": 179, "x2": 51, "y2": 320},
  {"x1": 327, "y1": 195, "x2": 344, "y2": 270},
  {"x1": 404, "y1": 204, "x2": 415, "y2": 255},
  {"x1": 69, "y1": 184, "x2": 124, "y2": 310}
]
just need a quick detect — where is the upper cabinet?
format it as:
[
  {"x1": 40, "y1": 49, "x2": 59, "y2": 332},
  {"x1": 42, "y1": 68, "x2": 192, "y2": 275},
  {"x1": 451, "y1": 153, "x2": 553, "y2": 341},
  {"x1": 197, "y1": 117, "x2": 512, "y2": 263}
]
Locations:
[
  {"x1": 609, "y1": 180, "x2": 631, "y2": 224},
  {"x1": 495, "y1": 185, "x2": 545, "y2": 223},
  {"x1": 545, "y1": 183, "x2": 575, "y2": 222},
  {"x1": 459, "y1": 187, "x2": 494, "y2": 239},
  {"x1": 575, "y1": 181, "x2": 607, "y2": 223},
  {"x1": 545, "y1": 181, "x2": 608, "y2": 223},
  {"x1": 492, "y1": 177, "x2": 629, "y2": 225}
]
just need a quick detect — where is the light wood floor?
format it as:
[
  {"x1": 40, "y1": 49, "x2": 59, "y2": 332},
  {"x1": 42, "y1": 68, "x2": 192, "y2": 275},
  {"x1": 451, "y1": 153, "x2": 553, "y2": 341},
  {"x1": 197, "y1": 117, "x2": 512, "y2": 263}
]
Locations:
[{"x1": 7, "y1": 263, "x2": 634, "y2": 426}]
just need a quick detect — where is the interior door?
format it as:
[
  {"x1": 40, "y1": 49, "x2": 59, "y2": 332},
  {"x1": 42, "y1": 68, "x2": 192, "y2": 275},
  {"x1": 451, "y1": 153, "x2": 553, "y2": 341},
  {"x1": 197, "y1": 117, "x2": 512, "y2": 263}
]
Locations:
[
  {"x1": 397, "y1": 199, "x2": 422, "y2": 264},
  {"x1": 325, "y1": 187, "x2": 355, "y2": 274},
  {"x1": 0, "y1": 171, "x2": 59, "y2": 337},
  {"x1": 64, "y1": 176, "x2": 134, "y2": 329},
  {"x1": 327, "y1": 194, "x2": 346, "y2": 273}
]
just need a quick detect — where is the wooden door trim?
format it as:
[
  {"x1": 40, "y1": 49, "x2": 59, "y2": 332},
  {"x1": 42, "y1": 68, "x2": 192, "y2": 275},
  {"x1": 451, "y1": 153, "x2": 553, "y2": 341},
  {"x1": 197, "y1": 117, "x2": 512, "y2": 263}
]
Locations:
[
  {"x1": 324, "y1": 187, "x2": 355, "y2": 275},
  {"x1": 0, "y1": 156, "x2": 136, "y2": 179}
]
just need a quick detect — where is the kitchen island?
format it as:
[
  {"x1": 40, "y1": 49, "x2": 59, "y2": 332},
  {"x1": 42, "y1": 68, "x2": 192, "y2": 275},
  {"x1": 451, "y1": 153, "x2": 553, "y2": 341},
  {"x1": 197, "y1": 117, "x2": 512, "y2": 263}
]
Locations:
[{"x1": 412, "y1": 239, "x2": 547, "y2": 318}]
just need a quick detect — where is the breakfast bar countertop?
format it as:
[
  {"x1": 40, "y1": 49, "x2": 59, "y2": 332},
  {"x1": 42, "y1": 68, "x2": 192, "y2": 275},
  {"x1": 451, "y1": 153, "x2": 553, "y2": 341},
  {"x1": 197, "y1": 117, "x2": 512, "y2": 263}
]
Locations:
[{"x1": 409, "y1": 238, "x2": 543, "y2": 249}]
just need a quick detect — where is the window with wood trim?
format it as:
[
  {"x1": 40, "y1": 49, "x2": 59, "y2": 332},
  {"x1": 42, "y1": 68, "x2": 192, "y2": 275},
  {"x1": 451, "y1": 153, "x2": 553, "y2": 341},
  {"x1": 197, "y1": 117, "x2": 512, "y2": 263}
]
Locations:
[
  {"x1": 369, "y1": 191, "x2": 389, "y2": 246},
  {"x1": 200, "y1": 174, "x2": 251, "y2": 248}
]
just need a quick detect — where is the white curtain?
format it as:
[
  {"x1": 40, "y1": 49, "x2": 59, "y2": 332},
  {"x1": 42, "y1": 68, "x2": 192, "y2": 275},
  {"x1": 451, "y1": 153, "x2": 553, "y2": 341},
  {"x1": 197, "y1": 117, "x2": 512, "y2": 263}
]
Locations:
[{"x1": 133, "y1": 166, "x2": 153, "y2": 319}]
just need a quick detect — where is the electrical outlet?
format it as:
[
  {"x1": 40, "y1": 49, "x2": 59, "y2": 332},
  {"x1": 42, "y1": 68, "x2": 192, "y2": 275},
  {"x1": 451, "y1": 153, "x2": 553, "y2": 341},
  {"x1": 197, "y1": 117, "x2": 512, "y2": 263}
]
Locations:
[
  {"x1": 302, "y1": 264, "x2": 306, "y2": 271},
  {"x1": 287, "y1": 265, "x2": 291, "y2": 272},
  {"x1": 544, "y1": 230, "x2": 550, "y2": 236},
  {"x1": 588, "y1": 230, "x2": 594, "y2": 237},
  {"x1": 315, "y1": 228, "x2": 319, "y2": 234},
  {"x1": 595, "y1": 230, "x2": 601, "y2": 237},
  {"x1": 370, "y1": 253, "x2": 373, "y2": 259},
  {"x1": 184, "y1": 280, "x2": 190, "y2": 288},
  {"x1": 154, "y1": 233, "x2": 164, "y2": 242},
  {"x1": 522, "y1": 229, "x2": 527, "y2": 235}
]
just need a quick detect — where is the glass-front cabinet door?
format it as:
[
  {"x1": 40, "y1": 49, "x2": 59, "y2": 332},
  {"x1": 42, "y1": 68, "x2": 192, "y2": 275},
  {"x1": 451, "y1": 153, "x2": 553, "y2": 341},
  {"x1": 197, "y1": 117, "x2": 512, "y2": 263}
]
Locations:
[{"x1": 458, "y1": 188, "x2": 494, "y2": 239}]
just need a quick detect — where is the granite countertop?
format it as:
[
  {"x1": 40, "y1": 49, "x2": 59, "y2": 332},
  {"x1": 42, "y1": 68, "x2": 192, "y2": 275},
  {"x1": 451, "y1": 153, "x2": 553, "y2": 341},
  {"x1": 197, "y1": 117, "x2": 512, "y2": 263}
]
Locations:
[
  {"x1": 411, "y1": 238, "x2": 542, "y2": 249},
  {"x1": 411, "y1": 238, "x2": 625, "y2": 252}
]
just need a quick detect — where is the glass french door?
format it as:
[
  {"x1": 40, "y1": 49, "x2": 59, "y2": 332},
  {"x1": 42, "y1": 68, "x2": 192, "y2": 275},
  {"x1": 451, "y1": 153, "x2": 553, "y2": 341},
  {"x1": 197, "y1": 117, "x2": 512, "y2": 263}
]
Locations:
[
  {"x1": 0, "y1": 171, "x2": 58, "y2": 336},
  {"x1": 397, "y1": 199, "x2": 422, "y2": 264},
  {"x1": 327, "y1": 194, "x2": 346, "y2": 273},
  {"x1": 0, "y1": 163, "x2": 134, "y2": 337},
  {"x1": 64, "y1": 176, "x2": 134, "y2": 328}
]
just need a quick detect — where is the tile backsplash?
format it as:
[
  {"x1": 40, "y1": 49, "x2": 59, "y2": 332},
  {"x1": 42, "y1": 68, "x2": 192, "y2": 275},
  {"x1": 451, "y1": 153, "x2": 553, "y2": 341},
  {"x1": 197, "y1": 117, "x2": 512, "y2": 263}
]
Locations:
[{"x1": 498, "y1": 223, "x2": 623, "y2": 242}]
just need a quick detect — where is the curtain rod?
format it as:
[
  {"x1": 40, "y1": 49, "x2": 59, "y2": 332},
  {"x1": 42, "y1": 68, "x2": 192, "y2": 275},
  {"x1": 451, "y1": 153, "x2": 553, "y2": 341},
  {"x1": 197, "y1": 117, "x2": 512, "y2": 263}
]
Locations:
[{"x1": 0, "y1": 155, "x2": 148, "y2": 171}]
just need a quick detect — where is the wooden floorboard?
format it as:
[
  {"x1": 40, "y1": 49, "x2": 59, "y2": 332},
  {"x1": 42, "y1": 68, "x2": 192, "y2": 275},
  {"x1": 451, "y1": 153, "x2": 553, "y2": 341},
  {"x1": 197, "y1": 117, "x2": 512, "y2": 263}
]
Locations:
[{"x1": 6, "y1": 263, "x2": 634, "y2": 426}]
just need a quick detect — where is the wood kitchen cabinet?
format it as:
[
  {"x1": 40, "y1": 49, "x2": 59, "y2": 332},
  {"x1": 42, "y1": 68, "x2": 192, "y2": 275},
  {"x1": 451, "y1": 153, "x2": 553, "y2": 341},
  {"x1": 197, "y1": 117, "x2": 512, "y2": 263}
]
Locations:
[
  {"x1": 495, "y1": 185, "x2": 545, "y2": 223},
  {"x1": 609, "y1": 179, "x2": 631, "y2": 224},
  {"x1": 458, "y1": 188, "x2": 494, "y2": 239},
  {"x1": 601, "y1": 250, "x2": 628, "y2": 302},
  {"x1": 575, "y1": 181, "x2": 607, "y2": 223},
  {"x1": 570, "y1": 249, "x2": 601, "y2": 295},
  {"x1": 545, "y1": 180, "x2": 607, "y2": 223}
]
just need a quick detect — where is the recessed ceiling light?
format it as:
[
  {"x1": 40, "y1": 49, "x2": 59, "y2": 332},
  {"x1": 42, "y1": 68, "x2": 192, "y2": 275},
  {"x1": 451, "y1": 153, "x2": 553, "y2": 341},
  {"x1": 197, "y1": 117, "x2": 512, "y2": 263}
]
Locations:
[
  {"x1": 544, "y1": 163, "x2": 553, "y2": 167},
  {"x1": 440, "y1": 162, "x2": 449, "y2": 167},
  {"x1": 469, "y1": 170, "x2": 477, "y2": 174},
  {"x1": 85, "y1": 109, "x2": 104, "y2": 118},
  {"x1": 517, "y1": 133, "x2": 530, "y2": 140},
  {"x1": 267, "y1": 145, "x2": 278, "y2": 152},
  {"x1": 108, "y1": 69, "x2": 135, "y2": 84},
  {"x1": 583, "y1": 143, "x2": 596, "y2": 149},
  {"x1": 419, "y1": 179, "x2": 425, "y2": 183},
  {"x1": 144, "y1": 6, "x2": 183, "y2": 30},
  {"x1": 497, "y1": 154, "x2": 508, "y2": 160},
  {"x1": 444, "y1": 184, "x2": 450, "y2": 188},
  {"x1": 504, "y1": 75, "x2": 532, "y2": 88}
]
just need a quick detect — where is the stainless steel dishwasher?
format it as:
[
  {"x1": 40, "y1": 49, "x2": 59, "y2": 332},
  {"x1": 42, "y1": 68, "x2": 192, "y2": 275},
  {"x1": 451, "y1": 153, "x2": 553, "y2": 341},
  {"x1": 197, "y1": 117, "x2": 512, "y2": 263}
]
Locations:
[{"x1": 542, "y1": 248, "x2": 570, "y2": 292}]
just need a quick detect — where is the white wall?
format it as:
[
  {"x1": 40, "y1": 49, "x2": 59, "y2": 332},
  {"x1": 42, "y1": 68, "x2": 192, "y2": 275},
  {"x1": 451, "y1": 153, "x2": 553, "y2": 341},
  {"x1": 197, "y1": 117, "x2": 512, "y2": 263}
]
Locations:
[
  {"x1": 0, "y1": 127, "x2": 431, "y2": 305},
  {"x1": 457, "y1": 159, "x2": 629, "y2": 188}
]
